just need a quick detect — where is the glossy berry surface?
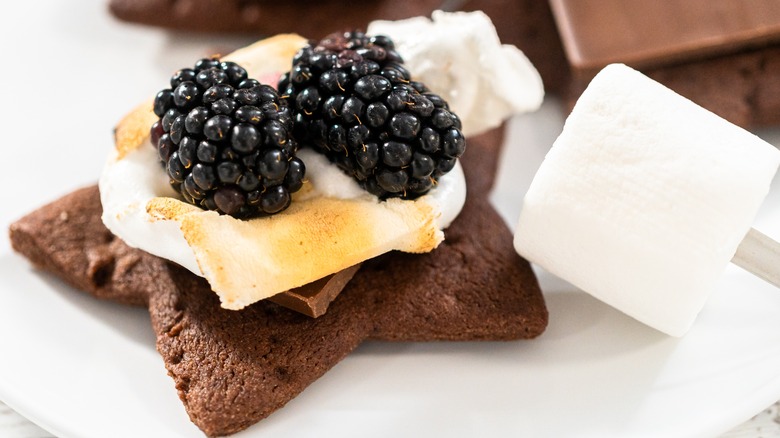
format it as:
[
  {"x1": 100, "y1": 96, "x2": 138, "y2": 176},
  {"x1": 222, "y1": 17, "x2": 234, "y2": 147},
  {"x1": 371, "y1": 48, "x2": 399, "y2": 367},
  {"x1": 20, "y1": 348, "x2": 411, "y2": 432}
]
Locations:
[
  {"x1": 279, "y1": 31, "x2": 466, "y2": 199},
  {"x1": 152, "y1": 58, "x2": 304, "y2": 217}
]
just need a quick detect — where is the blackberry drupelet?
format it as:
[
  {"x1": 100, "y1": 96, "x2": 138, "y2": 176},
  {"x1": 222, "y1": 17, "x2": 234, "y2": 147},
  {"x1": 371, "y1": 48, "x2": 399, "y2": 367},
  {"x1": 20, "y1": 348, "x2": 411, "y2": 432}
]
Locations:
[
  {"x1": 279, "y1": 31, "x2": 466, "y2": 199},
  {"x1": 151, "y1": 58, "x2": 305, "y2": 217}
]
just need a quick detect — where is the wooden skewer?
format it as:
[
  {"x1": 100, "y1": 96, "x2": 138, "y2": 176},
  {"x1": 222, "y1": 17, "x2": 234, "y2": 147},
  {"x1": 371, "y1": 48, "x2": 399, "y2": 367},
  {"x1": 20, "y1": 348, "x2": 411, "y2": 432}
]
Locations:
[{"x1": 732, "y1": 227, "x2": 780, "y2": 288}]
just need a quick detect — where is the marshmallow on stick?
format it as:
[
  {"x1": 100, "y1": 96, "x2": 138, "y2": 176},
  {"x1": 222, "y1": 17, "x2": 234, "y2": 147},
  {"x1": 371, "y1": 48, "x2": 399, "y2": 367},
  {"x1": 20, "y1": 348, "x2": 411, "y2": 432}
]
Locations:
[{"x1": 514, "y1": 63, "x2": 780, "y2": 337}]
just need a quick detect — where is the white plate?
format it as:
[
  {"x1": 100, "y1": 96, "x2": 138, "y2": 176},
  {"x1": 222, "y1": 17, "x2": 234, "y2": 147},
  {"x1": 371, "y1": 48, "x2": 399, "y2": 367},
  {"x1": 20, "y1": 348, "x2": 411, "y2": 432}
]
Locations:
[{"x1": 2, "y1": 1, "x2": 780, "y2": 437}]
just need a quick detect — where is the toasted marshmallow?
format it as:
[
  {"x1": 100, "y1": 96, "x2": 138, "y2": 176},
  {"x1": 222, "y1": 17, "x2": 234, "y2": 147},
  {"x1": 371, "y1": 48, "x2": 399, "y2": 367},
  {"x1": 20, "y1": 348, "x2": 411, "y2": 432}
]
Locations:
[
  {"x1": 100, "y1": 35, "x2": 469, "y2": 309},
  {"x1": 100, "y1": 13, "x2": 545, "y2": 310}
]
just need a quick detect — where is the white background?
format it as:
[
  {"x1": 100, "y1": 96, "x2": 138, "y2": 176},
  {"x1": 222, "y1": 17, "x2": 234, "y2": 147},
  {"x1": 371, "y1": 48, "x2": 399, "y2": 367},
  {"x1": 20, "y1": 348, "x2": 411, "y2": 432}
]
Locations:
[{"x1": 1, "y1": 1, "x2": 780, "y2": 437}]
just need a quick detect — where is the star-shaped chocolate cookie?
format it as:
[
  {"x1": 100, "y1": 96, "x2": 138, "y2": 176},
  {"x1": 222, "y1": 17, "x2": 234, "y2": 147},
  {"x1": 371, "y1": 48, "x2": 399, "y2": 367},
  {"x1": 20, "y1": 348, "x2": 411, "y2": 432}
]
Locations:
[{"x1": 10, "y1": 127, "x2": 547, "y2": 437}]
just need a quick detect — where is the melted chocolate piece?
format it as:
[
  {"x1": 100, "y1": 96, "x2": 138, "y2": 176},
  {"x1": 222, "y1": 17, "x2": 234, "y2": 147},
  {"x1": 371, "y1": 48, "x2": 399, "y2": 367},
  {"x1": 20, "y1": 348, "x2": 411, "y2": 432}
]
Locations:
[{"x1": 269, "y1": 264, "x2": 361, "y2": 318}]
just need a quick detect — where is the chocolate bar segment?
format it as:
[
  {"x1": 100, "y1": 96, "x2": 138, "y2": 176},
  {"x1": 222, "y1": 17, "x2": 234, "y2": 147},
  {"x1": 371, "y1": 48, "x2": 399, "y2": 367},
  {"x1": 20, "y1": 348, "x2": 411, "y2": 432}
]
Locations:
[
  {"x1": 268, "y1": 264, "x2": 361, "y2": 317},
  {"x1": 550, "y1": 0, "x2": 780, "y2": 77}
]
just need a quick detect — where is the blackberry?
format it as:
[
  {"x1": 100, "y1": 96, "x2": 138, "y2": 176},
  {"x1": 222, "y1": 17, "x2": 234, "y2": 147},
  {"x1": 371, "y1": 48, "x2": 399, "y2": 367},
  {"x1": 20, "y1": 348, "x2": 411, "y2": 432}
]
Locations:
[
  {"x1": 151, "y1": 58, "x2": 305, "y2": 217},
  {"x1": 279, "y1": 31, "x2": 466, "y2": 199}
]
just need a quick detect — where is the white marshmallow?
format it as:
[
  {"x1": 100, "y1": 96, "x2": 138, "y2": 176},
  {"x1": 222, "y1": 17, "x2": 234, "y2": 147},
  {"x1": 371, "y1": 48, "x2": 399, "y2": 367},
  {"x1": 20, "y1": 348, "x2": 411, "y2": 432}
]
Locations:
[
  {"x1": 514, "y1": 63, "x2": 780, "y2": 336},
  {"x1": 99, "y1": 12, "x2": 547, "y2": 310},
  {"x1": 367, "y1": 10, "x2": 544, "y2": 137}
]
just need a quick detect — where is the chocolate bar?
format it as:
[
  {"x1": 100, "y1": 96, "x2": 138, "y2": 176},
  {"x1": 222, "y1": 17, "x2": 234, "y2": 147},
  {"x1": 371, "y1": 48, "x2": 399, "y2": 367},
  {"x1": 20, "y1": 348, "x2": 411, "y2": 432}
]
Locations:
[{"x1": 550, "y1": 0, "x2": 780, "y2": 80}]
